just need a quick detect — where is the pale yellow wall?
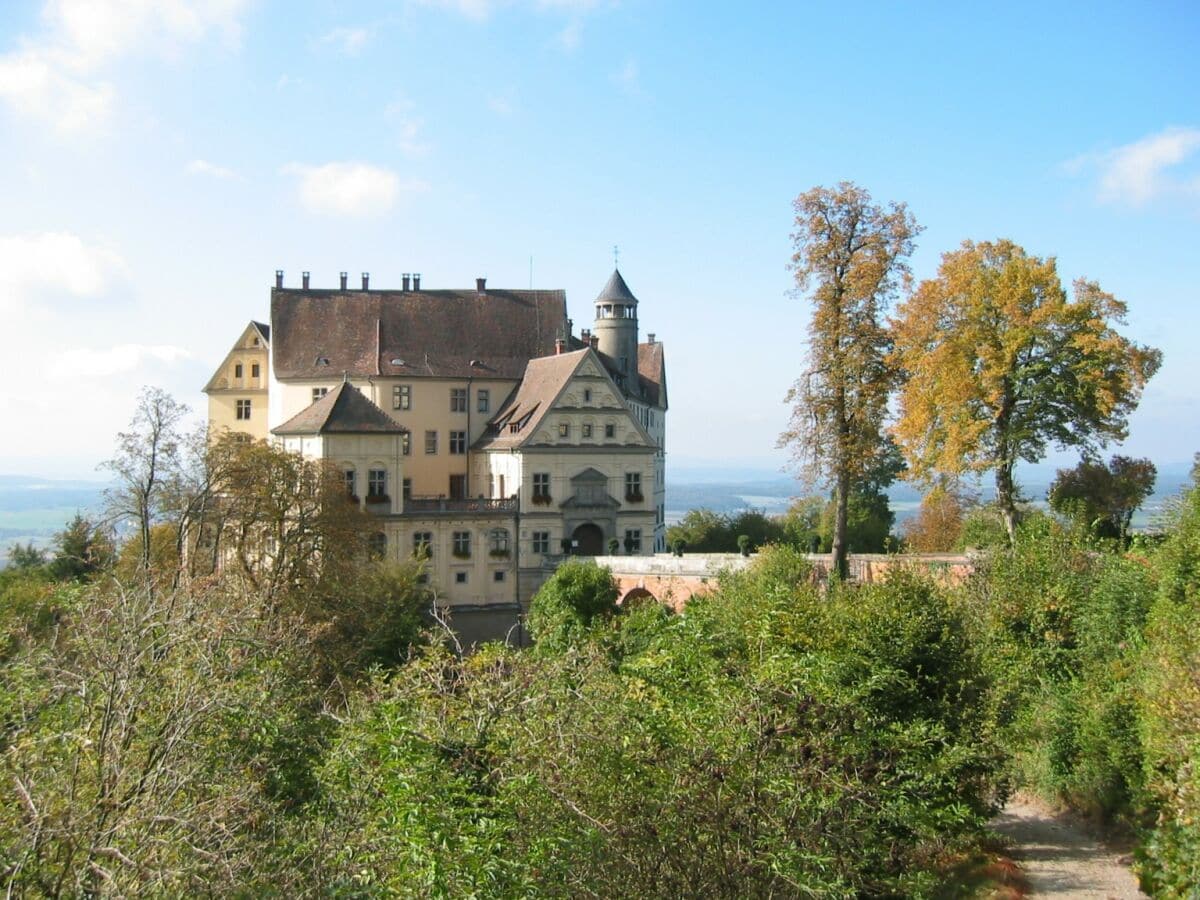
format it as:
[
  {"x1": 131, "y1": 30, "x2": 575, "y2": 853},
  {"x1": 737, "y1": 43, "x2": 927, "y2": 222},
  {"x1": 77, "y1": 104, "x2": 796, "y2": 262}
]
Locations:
[
  {"x1": 276, "y1": 376, "x2": 518, "y2": 498},
  {"x1": 208, "y1": 393, "x2": 268, "y2": 441},
  {"x1": 205, "y1": 324, "x2": 269, "y2": 440}
]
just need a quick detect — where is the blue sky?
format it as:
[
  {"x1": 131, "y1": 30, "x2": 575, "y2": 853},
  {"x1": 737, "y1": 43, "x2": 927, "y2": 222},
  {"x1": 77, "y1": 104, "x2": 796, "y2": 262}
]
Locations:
[{"x1": 1, "y1": 0, "x2": 1197, "y2": 481}]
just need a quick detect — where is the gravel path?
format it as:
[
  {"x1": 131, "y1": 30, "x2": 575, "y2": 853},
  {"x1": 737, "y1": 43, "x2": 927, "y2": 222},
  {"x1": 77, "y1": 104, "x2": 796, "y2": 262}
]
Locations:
[{"x1": 991, "y1": 795, "x2": 1147, "y2": 898}]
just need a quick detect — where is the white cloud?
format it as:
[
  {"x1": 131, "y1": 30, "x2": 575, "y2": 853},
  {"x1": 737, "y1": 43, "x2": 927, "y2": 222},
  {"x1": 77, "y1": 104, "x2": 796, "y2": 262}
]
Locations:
[
  {"x1": 186, "y1": 158, "x2": 237, "y2": 179},
  {"x1": 487, "y1": 92, "x2": 515, "y2": 116},
  {"x1": 0, "y1": 0, "x2": 250, "y2": 132},
  {"x1": 317, "y1": 26, "x2": 372, "y2": 56},
  {"x1": 1068, "y1": 126, "x2": 1200, "y2": 207},
  {"x1": 414, "y1": 0, "x2": 601, "y2": 22},
  {"x1": 281, "y1": 162, "x2": 426, "y2": 217},
  {"x1": 0, "y1": 231, "x2": 125, "y2": 311},
  {"x1": 51, "y1": 343, "x2": 193, "y2": 380}
]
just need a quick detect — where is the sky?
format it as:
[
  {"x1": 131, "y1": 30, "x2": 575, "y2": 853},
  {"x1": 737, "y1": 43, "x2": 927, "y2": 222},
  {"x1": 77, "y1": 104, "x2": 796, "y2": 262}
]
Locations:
[{"x1": 0, "y1": 0, "x2": 1197, "y2": 482}]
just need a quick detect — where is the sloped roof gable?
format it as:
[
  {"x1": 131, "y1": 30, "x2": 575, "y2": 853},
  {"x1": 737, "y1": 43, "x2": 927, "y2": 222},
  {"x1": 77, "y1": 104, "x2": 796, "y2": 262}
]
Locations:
[{"x1": 272, "y1": 382, "x2": 407, "y2": 435}]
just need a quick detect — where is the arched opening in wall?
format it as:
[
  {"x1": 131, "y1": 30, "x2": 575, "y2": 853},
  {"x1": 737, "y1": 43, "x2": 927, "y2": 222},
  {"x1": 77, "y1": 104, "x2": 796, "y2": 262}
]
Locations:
[
  {"x1": 572, "y1": 523, "x2": 604, "y2": 556},
  {"x1": 620, "y1": 587, "x2": 658, "y2": 608}
]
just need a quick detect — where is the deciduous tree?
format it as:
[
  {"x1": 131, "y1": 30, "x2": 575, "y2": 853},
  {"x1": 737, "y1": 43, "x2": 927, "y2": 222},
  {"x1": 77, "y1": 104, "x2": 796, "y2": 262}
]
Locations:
[
  {"x1": 1048, "y1": 454, "x2": 1156, "y2": 544},
  {"x1": 891, "y1": 239, "x2": 1161, "y2": 542},
  {"x1": 779, "y1": 183, "x2": 919, "y2": 577}
]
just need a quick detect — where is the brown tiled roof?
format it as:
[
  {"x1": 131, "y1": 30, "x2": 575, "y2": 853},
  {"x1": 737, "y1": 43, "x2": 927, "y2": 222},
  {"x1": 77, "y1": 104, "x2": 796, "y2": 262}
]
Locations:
[
  {"x1": 272, "y1": 382, "x2": 408, "y2": 435},
  {"x1": 271, "y1": 288, "x2": 569, "y2": 380},
  {"x1": 637, "y1": 341, "x2": 666, "y2": 409},
  {"x1": 473, "y1": 350, "x2": 586, "y2": 450}
]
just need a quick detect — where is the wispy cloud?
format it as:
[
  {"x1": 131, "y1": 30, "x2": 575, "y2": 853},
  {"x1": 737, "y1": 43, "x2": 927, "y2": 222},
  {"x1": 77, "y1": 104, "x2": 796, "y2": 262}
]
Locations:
[
  {"x1": 0, "y1": 231, "x2": 125, "y2": 312},
  {"x1": 186, "y1": 158, "x2": 238, "y2": 180},
  {"x1": 385, "y1": 98, "x2": 431, "y2": 155},
  {"x1": 613, "y1": 58, "x2": 641, "y2": 95},
  {"x1": 487, "y1": 92, "x2": 516, "y2": 116},
  {"x1": 51, "y1": 343, "x2": 193, "y2": 380},
  {"x1": 414, "y1": 0, "x2": 602, "y2": 23},
  {"x1": 555, "y1": 19, "x2": 583, "y2": 51},
  {"x1": 281, "y1": 161, "x2": 426, "y2": 217},
  {"x1": 317, "y1": 25, "x2": 372, "y2": 56},
  {"x1": 1066, "y1": 126, "x2": 1200, "y2": 207},
  {"x1": 0, "y1": 0, "x2": 250, "y2": 133}
]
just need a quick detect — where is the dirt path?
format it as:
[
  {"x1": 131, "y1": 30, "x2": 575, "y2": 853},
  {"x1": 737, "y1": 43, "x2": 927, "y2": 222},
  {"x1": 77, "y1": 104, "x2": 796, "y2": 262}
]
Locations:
[{"x1": 991, "y1": 795, "x2": 1146, "y2": 898}]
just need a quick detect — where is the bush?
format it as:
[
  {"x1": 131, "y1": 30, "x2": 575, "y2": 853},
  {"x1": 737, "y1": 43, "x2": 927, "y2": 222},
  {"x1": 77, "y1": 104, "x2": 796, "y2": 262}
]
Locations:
[{"x1": 526, "y1": 559, "x2": 619, "y2": 652}]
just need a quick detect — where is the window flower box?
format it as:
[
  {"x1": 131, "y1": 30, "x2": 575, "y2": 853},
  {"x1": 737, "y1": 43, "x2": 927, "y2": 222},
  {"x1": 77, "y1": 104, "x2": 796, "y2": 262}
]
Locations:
[
  {"x1": 452, "y1": 549, "x2": 472, "y2": 560},
  {"x1": 624, "y1": 492, "x2": 645, "y2": 503},
  {"x1": 531, "y1": 494, "x2": 553, "y2": 506},
  {"x1": 489, "y1": 549, "x2": 510, "y2": 559}
]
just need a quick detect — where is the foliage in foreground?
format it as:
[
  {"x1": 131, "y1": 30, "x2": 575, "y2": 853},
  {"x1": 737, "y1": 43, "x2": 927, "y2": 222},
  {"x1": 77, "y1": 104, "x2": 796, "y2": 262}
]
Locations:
[{"x1": 296, "y1": 552, "x2": 1001, "y2": 897}]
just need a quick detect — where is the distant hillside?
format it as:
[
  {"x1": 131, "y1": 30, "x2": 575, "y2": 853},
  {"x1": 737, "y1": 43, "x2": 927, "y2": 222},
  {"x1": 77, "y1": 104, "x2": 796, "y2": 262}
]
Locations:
[{"x1": 0, "y1": 475, "x2": 108, "y2": 567}]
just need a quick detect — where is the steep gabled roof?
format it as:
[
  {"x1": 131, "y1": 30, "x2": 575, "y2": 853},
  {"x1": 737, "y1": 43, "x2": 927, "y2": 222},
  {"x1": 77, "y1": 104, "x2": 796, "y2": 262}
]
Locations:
[
  {"x1": 594, "y1": 268, "x2": 638, "y2": 304},
  {"x1": 637, "y1": 341, "x2": 667, "y2": 409},
  {"x1": 204, "y1": 321, "x2": 270, "y2": 393},
  {"x1": 473, "y1": 350, "x2": 586, "y2": 450},
  {"x1": 271, "y1": 288, "x2": 569, "y2": 380},
  {"x1": 272, "y1": 382, "x2": 407, "y2": 435},
  {"x1": 251, "y1": 321, "x2": 270, "y2": 344}
]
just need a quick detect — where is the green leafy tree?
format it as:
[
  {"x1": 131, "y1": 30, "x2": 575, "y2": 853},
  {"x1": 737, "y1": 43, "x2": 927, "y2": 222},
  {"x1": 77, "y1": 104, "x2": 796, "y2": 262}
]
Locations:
[
  {"x1": 779, "y1": 182, "x2": 919, "y2": 578},
  {"x1": 48, "y1": 513, "x2": 112, "y2": 582},
  {"x1": 6, "y1": 542, "x2": 46, "y2": 572},
  {"x1": 1048, "y1": 454, "x2": 1156, "y2": 544},
  {"x1": 892, "y1": 239, "x2": 1162, "y2": 542},
  {"x1": 527, "y1": 558, "x2": 619, "y2": 652}
]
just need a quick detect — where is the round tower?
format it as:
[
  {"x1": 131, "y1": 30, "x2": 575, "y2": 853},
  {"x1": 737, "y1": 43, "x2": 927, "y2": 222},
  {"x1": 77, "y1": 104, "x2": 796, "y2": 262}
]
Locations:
[{"x1": 592, "y1": 268, "x2": 639, "y2": 376}]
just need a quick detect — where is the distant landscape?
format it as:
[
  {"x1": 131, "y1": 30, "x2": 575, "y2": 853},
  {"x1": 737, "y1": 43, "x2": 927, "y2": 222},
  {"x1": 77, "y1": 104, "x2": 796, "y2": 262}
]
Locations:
[{"x1": 4, "y1": 461, "x2": 1192, "y2": 567}]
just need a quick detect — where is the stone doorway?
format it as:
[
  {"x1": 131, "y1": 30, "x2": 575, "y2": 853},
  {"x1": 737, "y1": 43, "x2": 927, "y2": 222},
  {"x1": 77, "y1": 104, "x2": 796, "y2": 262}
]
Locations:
[{"x1": 572, "y1": 522, "x2": 604, "y2": 556}]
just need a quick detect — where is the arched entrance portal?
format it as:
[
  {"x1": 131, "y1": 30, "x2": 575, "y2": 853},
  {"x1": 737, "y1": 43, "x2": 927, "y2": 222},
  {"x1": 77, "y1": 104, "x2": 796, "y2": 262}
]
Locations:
[
  {"x1": 621, "y1": 587, "x2": 658, "y2": 608},
  {"x1": 572, "y1": 522, "x2": 605, "y2": 556}
]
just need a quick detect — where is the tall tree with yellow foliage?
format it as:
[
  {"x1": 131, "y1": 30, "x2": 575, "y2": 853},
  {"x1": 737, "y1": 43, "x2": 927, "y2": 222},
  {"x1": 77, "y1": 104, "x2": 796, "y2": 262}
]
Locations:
[
  {"x1": 891, "y1": 239, "x2": 1161, "y2": 542},
  {"x1": 779, "y1": 183, "x2": 919, "y2": 577}
]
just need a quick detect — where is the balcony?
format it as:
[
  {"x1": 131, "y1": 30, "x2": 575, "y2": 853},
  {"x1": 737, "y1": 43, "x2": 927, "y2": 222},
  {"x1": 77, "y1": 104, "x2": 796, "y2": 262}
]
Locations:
[{"x1": 403, "y1": 496, "x2": 519, "y2": 516}]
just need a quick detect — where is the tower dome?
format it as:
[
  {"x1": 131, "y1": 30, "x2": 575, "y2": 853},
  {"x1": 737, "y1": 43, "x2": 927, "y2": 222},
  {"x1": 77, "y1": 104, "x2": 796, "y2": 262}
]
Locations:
[{"x1": 592, "y1": 268, "x2": 639, "y2": 375}]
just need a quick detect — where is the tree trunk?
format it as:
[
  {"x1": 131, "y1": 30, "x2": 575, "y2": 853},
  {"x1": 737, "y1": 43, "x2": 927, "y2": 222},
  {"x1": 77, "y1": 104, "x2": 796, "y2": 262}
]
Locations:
[
  {"x1": 996, "y1": 461, "x2": 1018, "y2": 545},
  {"x1": 830, "y1": 472, "x2": 850, "y2": 580}
]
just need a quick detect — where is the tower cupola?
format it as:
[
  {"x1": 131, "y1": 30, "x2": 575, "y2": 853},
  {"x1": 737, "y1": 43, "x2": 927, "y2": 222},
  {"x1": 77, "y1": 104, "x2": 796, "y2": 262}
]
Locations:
[{"x1": 592, "y1": 268, "x2": 639, "y2": 375}]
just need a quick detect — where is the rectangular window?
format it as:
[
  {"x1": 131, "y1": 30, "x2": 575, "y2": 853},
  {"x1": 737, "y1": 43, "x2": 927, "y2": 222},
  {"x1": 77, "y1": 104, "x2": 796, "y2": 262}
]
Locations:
[
  {"x1": 412, "y1": 531, "x2": 432, "y2": 558},
  {"x1": 450, "y1": 388, "x2": 467, "y2": 412},
  {"x1": 235, "y1": 363, "x2": 243, "y2": 378},
  {"x1": 558, "y1": 422, "x2": 569, "y2": 438},
  {"x1": 477, "y1": 389, "x2": 490, "y2": 413},
  {"x1": 532, "y1": 531, "x2": 550, "y2": 554},
  {"x1": 401, "y1": 432, "x2": 411, "y2": 455},
  {"x1": 584, "y1": 388, "x2": 592, "y2": 403},
  {"x1": 449, "y1": 430, "x2": 467, "y2": 454},
  {"x1": 312, "y1": 387, "x2": 328, "y2": 403},
  {"x1": 425, "y1": 430, "x2": 438, "y2": 454},
  {"x1": 236, "y1": 399, "x2": 251, "y2": 420},
  {"x1": 605, "y1": 423, "x2": 615, "y2": 438},
  {"x1": 493, "y1": 570, "x2": 506, "y2": 582},
  {"x1": 344, "y1": 469, "x2": 356, "y2": 497},
  {"x1": 625, "y1": 472, "x2": 642, "y2": 500},
  {"x1": 393, "y1": 384, "x2": 411, "y2": 410},
  {"x1": 402, "y1": 478, "x2": 412, "y2": 500},
  {"x1": 251, "y1": 363, "x2": 260, "y2": 378},
  {"x1": 449, "y1": 474, "x2": 466, "y2": 499},
  {"x1": 624, "y1": 529, "x2": 642, "y2": 554},
  {"x1": 452, "y1": 531, "x2": 471, "y2": 558},
  {"x1": 455, "y1": 571, "x2": 468, "y2": 584},
  {"x1": 532, "y1": 472, "x2": 550, "y2": 499},
  {"x1": 368, "y1": 469, "x2": 387, "y2": 498},
  {"x1": 582, "y1": 423, "x2": 593, "y2": 438}
]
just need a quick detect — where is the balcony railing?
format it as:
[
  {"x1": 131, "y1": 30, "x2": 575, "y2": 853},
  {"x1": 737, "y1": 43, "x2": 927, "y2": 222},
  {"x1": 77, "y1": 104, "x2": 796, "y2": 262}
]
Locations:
[{"x1": 403, "y1": 496, "x2": 519, "y2": 515}]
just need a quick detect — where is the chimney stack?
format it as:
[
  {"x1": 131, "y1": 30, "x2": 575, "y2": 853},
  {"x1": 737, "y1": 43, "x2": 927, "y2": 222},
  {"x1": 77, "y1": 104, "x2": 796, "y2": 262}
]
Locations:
[
  {"x1": 339, "y1": 271, "x2": 348, "y2": 290},
  {"x1": 302, "y1": 271, "x2": 311, "y2": 289},
  {"x1": 581, "y1": 328, "x2": 591, "y2": 343},
  {"x1": 413, "y1": 273, "x2": 421, "y2": 290},
  {"x1": 589, "y1": 334, "x2": 599, "y2": 350},
  {"x1": 555, "y1": 338, "x2": 566, "y2": 355},
  {"x1": 402, "y1": 273, "x2": 411, "y2": 291},
  {"x1": 648, "y1": 333, "x2": 656, "y2": 344},
  {"x1": 476, "y1": 277, "x2": 487, "y2": 293},
  {"x1": 361, "y1": 272, "x2": 370, "y2": 290},
  {"x1": 275, "y1": 270, "x2": 284, "y2": 288}
]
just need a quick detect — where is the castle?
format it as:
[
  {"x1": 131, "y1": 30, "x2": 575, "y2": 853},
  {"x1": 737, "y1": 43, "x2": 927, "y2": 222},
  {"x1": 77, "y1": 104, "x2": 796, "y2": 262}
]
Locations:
[{"x1": 204, "y1": 269, "x2": 667, "y2": 642}]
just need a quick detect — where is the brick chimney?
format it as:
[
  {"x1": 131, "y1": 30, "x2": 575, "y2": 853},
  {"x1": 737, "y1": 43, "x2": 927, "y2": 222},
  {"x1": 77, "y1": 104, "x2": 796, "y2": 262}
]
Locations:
[
  {"x1": 361, "y1": 272, "x2": 370, "y2": 290},
  {"x1": 413, "y1": 273, "x2": 421, "y2": 290},
  {"x1": 402, "y1": 273, "x2": 411, "y2": 291},
  {"x1": 647, "y1": 333, "x2": 656, "y2": 344},
  {"x1": 555, "y1": 338, "x2": 566, "y2": 355},
  {"x1": 275, "y1": 270, "x2": 283, "y2": 288},
  {"x1": 339, "y1": 271, "x2": 348, "y2": 290},
  {"x1": 589, "y1": 334, "x2": 599, "y2": 350},
  {"x1": 302, "y1": 271, "x2": 310, "y2": 289},
  {"x1": 581, "y1": 328, "x2": 591, "y2": 344},
  {"x1": 476, "y1": 277, "x2": 487, "y2": 293}
]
